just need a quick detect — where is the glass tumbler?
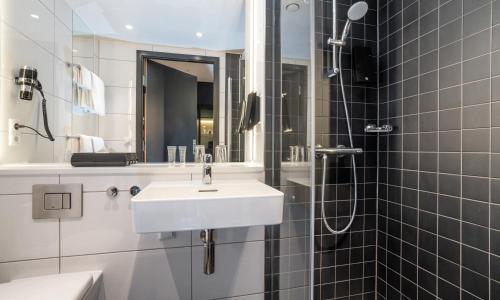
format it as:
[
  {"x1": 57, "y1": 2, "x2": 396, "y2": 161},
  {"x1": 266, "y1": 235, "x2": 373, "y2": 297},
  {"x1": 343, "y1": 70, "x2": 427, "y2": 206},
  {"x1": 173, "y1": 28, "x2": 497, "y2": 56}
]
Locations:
[
  {"x1": 215, "y1": 144, "x2": 228, "y2": 163},
  {"x1": 298, "y1": 146, "x2": 305, "y2": 162},
  {"x1": 195, "y1": 145, "x2": 205, "y2": 163},
  {"x1": 289, "y1": 146, "x2": 296, "y2": 162},
  {"x1": 178, "y1": 146, "x2": 187, "y2": 164},
  {"x1": 167, "y1": 146, "x2": 177, "y2": 164}
]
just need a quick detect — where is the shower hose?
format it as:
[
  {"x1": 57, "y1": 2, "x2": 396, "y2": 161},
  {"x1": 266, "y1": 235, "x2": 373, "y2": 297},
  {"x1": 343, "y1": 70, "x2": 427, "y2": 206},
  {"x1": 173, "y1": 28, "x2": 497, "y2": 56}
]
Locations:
[{"x1": 321, "y1": 46, "x2": 358, "y2": 235}]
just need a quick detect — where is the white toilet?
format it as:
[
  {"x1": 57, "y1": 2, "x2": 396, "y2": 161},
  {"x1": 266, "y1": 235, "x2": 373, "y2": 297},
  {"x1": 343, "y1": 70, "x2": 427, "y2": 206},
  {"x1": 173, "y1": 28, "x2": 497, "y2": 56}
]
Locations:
[{"x1": 0, "y1": 271, "x2": 103, "y2": 300}]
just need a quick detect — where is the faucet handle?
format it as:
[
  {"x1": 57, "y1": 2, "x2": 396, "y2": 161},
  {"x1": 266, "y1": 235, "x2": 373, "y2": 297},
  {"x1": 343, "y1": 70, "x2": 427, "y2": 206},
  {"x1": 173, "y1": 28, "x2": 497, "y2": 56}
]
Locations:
[{"x1": 204, "y1": 154, "x2": 213, "y2": 164}]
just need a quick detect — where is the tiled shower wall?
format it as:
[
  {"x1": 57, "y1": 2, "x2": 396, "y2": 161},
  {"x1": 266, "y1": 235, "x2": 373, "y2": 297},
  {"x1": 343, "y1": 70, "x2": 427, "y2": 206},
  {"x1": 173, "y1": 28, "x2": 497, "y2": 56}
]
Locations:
[
  {"x1": 378, "y1": 0, "x2": 500, "y2": 299},
  {"x1": 314, "y1": 0, "x2": 378, "y2": 299}
]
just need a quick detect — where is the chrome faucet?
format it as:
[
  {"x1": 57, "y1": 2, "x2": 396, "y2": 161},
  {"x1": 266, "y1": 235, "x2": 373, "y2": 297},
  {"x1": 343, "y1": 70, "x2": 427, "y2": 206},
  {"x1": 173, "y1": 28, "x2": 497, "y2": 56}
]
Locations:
[{"x1": 202, "y1": 154, "x2": 213, "y2": 184}]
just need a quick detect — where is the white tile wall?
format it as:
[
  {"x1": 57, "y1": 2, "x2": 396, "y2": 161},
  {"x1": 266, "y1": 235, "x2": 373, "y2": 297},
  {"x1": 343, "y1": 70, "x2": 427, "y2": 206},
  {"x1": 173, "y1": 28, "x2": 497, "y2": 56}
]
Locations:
[
  {"x1": 54, "y1": 19, "x2": 72, "y2": 63},
  {"x1": 0, "y1": 175, "x2": 58, "y2": 194},
  {"x1": 61, "y1": 248, "x2": 191, "y2": 300},
  {"x1": 192, "y1": 241, "x2": 265, "y2": 300},
  {"x1": 98, "y1": 114, "x2": 135, "y2": 141},
  {"x1": 98, "y1": 59, "x2": 136, "y2": 88},
  {"x1": 0, "y1": 169, "x2": 267, "y2": 299},
  {"x1": 59, "y1": 173, "x2": 191, "y2": 192},
  {"x1": 0, "y1": 0, "x2": 74, "y2": 163},
  {"x1": 60, "y1": 191, "x2": 191, "y2": 256},
  {"x1": 0, "y1": 0, "x2": 55, "y2": 54},
  {"x1": 0, "y1": 258, "x2": 59, "y2": 283},
  {"x1": 0, "y1": 194, "x2": 59, "y2": 262},
  {"x1": 99, "y1": 38, "x2": 152, "y2": 61},
  {"x1": 191, "y1": 226, "x2": 264, "y2": 245},
  {"x1": 54, "y1": 0, "x2": 72, "y2": 29},
  {"x1": 105, "y1": 87, "x2": 136, "y2": 115}
]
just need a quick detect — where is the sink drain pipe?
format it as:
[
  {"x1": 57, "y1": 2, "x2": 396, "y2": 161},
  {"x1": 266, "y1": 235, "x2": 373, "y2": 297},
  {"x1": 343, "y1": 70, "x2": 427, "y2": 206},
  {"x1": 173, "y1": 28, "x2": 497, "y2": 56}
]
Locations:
[{"x1": 200, "y1": 229, "x2": 215, "y2": 274}]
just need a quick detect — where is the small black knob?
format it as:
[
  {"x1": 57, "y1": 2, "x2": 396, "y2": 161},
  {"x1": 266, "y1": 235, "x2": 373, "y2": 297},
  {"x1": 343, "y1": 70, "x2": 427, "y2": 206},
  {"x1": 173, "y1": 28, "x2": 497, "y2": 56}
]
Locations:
[{"x1": 130, "y1": 186, "x2": 141, "y2": 196}]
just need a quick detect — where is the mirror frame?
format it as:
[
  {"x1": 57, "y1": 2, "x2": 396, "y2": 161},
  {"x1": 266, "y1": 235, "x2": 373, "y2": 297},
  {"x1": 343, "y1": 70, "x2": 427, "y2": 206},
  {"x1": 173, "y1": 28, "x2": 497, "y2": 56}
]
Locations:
[{"x1": 135, "y1": 50, "x2": 220, "y2": 162}]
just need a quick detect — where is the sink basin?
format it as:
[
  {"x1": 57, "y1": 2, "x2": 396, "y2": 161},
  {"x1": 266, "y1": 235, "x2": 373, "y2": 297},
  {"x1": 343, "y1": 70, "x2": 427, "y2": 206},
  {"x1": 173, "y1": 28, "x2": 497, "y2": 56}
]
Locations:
[{"x1": 131, "y1": 180, "x2": 284, "y2": 233}]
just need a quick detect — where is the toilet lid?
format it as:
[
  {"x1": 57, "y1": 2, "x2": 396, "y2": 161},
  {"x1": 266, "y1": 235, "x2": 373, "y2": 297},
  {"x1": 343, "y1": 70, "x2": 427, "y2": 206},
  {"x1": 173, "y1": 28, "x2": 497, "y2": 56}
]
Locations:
[{"x1": 0, "y1": 272, "x2": 94, "y2": 300}]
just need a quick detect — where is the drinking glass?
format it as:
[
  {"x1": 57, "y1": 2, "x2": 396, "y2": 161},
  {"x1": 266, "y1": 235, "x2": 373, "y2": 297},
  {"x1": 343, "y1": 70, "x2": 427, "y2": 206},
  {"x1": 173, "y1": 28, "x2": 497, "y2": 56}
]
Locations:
[
  {"x1": 178, "y1": 146, "x2": 187, "y2": 164},
  {"x1": 289, "y1": 146, "x2": 297, "y2": 162},
  {"x1": 298, "y1": 146, "x2": 305, "y2": 162},
  {"x1": 215, "y1": 144, "x2": 228, "y2": 163},
  {"x1": 167, "y1": 146, "x2": 177, "y2": 164},
  {"x1": 195, "y1": 145, "x2": 205, "y2": 163}
]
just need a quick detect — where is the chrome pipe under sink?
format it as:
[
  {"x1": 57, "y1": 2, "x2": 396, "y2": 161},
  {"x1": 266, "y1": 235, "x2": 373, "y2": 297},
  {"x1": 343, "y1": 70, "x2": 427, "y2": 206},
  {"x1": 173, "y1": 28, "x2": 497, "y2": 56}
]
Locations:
[{"x1": 200, "y1": 229, "x2": 215, "y2": 275}]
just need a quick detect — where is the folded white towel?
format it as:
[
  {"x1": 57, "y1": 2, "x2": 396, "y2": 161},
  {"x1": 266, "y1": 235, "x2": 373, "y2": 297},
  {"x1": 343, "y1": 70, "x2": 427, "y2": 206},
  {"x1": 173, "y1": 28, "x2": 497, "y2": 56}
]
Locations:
[
  {"x1": 72, "y1": 64, "x2": 81, "y2": 84},
  {"x1": 91, "y1": 136, "x2": 107, "y2": 153},
  {"x1": 91, "y1": 73, "x2": 105, "y2": 116},
  {"x1": 80, "y1": 66, "x2": 92, "y2": 90},
  {"x1": 79, "y1": 135, "x2": 93, "y2": 153}
]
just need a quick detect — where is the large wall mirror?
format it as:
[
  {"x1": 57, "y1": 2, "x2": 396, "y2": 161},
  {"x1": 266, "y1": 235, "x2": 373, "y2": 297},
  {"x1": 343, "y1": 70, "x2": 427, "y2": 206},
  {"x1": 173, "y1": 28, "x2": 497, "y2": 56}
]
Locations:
[
  {"x1": 0, "y1": 0, "x2": 263, "y2": 164},
  {"x1": 72, "y1": 0, "x2": 247, "y2": 163}
]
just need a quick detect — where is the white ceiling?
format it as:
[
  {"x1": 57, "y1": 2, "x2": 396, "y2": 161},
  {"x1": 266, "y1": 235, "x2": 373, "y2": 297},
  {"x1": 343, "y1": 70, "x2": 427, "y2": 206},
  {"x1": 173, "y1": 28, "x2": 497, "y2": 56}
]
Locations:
[
  {"x1": 281, "y1": 0, "x2": 310, "y2": 60},
  {"x1": 67, "y1": 0, "x2": 310, "y2": 59},
  {"x1": 67, "y1": 0, "x2": 245, "y2": 51}
]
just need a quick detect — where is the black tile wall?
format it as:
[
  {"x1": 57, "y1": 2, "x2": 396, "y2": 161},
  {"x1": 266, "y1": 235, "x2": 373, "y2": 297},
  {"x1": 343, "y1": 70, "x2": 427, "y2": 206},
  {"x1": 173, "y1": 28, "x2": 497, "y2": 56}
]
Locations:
[
  {"x1": 378, "y1": 0, "x2": 500, "y2": 299},
  {"x1": 264, "y1": 1, "x2": 284, "y2": 298},
  {"x1": 314, "y1": 0, "x2": 378, "y2": 299}
]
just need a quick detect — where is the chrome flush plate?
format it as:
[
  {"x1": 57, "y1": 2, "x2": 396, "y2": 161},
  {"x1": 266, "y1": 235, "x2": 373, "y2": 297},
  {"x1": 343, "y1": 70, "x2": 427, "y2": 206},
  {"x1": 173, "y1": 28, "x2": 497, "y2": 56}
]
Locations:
[{"x1": 32, "y1": 184, "x2": 83, "y2": 219}]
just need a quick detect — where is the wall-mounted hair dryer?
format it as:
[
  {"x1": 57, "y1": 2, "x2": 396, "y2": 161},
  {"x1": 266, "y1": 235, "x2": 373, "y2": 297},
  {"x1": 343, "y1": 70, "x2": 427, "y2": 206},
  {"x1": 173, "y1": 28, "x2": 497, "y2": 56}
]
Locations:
[
  {"x1": 15, "y1": 66, "x2": 42, "y2": 100},
  {"x1": 14, "y1": 66, "x2": 55, "y2": 141}
]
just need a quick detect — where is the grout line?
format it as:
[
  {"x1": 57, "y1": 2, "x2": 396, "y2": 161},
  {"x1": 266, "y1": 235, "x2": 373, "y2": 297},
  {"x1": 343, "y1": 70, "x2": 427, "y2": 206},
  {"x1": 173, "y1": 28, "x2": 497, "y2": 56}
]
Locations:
[
  {"x1": 459, "y1": 1, "x2": 464, "y2": 297},
  {"x1": 436, "y1": 1, "x2": 441, "y2": 296},
  {"x1": 489, "y1": 1, "x2": 494, "y2": 300}
]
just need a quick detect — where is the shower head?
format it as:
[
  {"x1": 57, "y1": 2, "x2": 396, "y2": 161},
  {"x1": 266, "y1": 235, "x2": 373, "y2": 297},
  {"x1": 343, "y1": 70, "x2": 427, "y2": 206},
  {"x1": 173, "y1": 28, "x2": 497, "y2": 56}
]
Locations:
[
  {"x1": 339, "y1": 1, "x2": 368, "y2": 45},
  {"x1": 347, "y1": 1, "x2": 368, "y2": 21}
]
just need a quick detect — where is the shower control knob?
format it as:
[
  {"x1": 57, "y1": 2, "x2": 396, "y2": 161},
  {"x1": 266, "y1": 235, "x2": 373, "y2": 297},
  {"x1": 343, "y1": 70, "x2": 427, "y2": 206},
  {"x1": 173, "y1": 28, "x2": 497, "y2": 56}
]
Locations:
[
  {"x1": 130, "y1": 186, "x2": 141, "y2": 196},
  {"x1": 106, "y1": 186, "x2": 119, "y2": 198}
]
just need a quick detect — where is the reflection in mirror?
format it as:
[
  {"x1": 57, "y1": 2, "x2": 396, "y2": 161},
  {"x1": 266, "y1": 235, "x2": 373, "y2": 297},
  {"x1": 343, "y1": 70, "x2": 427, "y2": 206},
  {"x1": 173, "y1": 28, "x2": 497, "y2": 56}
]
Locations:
[
  {"x1": 71, "y1": 12, "x2": 99, "y2": 149},
  {"x1": 137, "y1": 52, "x2": 221, "y2": 163},
  {"x1": 281, "y1": 0, "x2": 311, "y2": 163},
  {"x1": 70, "y1": 0, "x2": 247, "y2": 163},
  {"x1": 226, "y1": 54, "x2": 246, "y2": 162},
  {"x1": 0, "y1": 0, "x2": 256, "y2": 164}
]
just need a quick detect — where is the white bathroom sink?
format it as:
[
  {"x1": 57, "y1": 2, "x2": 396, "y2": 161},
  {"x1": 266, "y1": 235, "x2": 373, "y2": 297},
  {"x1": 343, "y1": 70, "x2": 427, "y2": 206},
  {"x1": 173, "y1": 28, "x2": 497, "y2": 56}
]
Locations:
[{"x1": 131, "y1": 180, "x2": 284, "y2": 233}]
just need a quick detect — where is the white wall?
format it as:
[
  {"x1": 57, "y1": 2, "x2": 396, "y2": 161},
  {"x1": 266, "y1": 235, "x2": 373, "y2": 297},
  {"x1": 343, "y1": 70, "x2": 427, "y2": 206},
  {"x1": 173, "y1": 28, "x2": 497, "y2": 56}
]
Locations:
[
  {"x1": 95, "y1": 37, "x2": 227, "y2": 153},
  {"x1": 0, "y1": 167, "x2": 266, "y2": 299},
  {"x1": 0, "y1": 0, "x2": 75, "y2": 163}
]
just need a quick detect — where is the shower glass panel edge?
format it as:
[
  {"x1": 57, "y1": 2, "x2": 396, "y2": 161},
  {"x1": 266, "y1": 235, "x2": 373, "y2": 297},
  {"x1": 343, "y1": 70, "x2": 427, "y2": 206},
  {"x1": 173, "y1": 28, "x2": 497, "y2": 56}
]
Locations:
[{"x1": 308, "y1": 0, "x2": 316, "y2": 299}]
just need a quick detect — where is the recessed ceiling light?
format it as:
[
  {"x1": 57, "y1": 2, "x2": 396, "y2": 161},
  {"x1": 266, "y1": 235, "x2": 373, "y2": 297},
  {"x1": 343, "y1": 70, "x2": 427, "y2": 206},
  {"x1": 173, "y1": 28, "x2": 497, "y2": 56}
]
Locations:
[
  {"x1": 285, "y1": 3, "x2": 300, "y2": 12},
  {"x1": 196, "y1": 32, "x2": 203, "y2": 38},
  {"x1": 30, "y1": 14, "x2": 40, "y2": 19},
  {"x1": 125, "y1": 24, "x2": 133, "y2": 30}
]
